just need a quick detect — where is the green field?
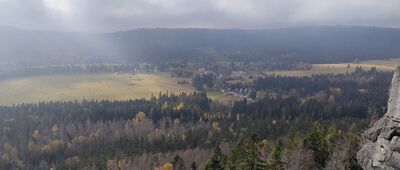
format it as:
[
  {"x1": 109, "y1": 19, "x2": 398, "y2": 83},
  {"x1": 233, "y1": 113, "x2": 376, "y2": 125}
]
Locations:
[
  {"x1": 265, "y1": 58, "x2": 399, "y2": 77},
  {"x1": 0, "y1": 73, "x2": 193, "y2": 106},
  {"x1": 206, "y1": 90, "x2": 225, "y2": 101},
  {"x1": 206, "y1": 89, "x2": 243, "y2": 105}
]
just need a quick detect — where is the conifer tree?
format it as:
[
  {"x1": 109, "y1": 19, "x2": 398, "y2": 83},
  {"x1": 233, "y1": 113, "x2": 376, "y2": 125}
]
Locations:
[
  {"x1": 171, "y1": 155, "x2": 185, "y2": 170},
  {"x1": 205, "y1": 146, "x2": 226, "y2": 170},
  {"x1": 191, "y1": 162, "x2": 197, "y2": 170},
  {"x1": 266, "y1": 140, "x2": 283, "y2": 170}
]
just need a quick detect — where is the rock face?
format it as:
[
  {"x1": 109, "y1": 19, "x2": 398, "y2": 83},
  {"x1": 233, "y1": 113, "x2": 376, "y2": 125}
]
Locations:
[{"x1": 358, "y1": 64, "x2": 400, "y2": 170}]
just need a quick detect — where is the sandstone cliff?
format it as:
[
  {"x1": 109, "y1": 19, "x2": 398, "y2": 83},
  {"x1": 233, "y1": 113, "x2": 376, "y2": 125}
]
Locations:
[{"x1": 358, "y1": 64, "x2": 400, "y2": 170}]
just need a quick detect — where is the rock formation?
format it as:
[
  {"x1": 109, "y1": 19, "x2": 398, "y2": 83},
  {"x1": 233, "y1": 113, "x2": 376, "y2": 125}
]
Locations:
[{"x1": 358, "y1": 63, "x2": 400, "y2": 170}]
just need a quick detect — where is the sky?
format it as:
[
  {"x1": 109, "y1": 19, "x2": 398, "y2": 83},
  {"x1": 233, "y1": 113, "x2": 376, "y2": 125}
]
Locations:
[{"x1": 0, "y1": 0, "x2": 400, "y2": 32}]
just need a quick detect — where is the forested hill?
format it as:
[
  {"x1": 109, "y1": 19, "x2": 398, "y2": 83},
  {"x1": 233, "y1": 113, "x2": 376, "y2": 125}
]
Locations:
[
  {"x1": 2, "y1": 25, "x2": 400, "y2": 66},
  {"x1": 113, "y1": 26, "x2": 400, "y2": 63}
]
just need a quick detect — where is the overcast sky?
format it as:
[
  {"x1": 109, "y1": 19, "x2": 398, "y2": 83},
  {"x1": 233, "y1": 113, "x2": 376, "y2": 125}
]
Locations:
[{"x1": 1, "y1": 0, "x2": 400, "y2": 32}]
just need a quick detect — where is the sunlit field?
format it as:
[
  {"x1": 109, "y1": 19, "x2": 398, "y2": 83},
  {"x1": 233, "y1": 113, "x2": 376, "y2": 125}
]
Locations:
[
  {"x1": 0, "y1": 73, "x2": 193, "y2": 105},
  {"x1": 264, "y1": 58, "x2": 398, "y2": 77}
]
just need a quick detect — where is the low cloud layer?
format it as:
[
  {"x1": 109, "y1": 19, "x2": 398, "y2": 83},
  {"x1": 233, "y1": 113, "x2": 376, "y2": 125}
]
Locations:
[{"x1": 1, "y1": 0, "x2": 400, "y2": 32}]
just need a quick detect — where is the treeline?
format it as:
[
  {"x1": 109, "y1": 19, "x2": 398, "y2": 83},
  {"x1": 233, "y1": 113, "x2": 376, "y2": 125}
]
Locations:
[
  {"x1": 0, "y1": 64, "x2": 158, "y2": 80},
  {"x1": 253, "y1": 67, "x2": 389, "y2": 97}
]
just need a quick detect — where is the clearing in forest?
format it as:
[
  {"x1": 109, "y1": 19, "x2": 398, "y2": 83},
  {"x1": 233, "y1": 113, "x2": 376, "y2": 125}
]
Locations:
[
  {"x1": 264, "y1": 58, "x2": 398, "y2": 77},
  {"x1": 0, "y1": 73, "x2": 193, "y2": 106}
]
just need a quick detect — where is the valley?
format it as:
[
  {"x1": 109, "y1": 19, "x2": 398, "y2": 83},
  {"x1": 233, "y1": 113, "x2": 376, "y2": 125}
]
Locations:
[{"x1": 0, "y1": 58, "x2": 396, "y2": 106}]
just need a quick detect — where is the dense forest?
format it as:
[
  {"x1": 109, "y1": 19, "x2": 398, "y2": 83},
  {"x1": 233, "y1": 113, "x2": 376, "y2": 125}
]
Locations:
[{"x1": 0, "y1": 68, "x2": 391, "y2": 169}]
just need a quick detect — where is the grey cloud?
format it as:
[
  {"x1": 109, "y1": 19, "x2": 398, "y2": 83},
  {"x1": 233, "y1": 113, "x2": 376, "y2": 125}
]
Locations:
[{"x1": 0, "y1": 0, "x2": 399, "y2": 32}]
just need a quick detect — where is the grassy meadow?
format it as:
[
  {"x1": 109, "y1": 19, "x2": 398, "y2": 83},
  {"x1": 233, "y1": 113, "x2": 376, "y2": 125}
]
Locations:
[
  {"x1": 0, "y1": 73, "x2": 193, "y2": 106},
  {"x1": 264, "y1": 58, "x2": 399, "y2": 77}
]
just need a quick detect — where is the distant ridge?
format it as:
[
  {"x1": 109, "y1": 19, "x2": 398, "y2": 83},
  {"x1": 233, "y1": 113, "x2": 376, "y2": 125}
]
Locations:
[{"x1": 1, "y1": 25, "x2": 400, "y2": 66}]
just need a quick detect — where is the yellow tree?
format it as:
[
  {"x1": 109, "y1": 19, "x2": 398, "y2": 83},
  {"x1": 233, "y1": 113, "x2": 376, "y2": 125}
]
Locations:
[
  {"x1": 1, "y1": 143, "x2": 24, "y2": 168},
  {"x1": 155, "y1": 162, "x2": 173, "y2": 170},
  {"x1": 32, "y1": 129, "x2": 40, "y2": 139},
  {"x1": 133, "y1": 111, "x2": 146, "y2": 124},
  {"x1": 51, "y1": 124, "x2": 60, "y2": 133}
]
